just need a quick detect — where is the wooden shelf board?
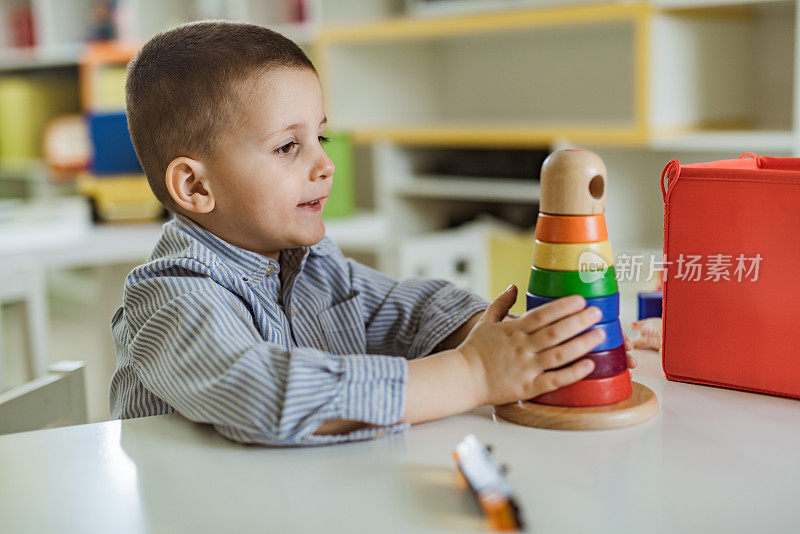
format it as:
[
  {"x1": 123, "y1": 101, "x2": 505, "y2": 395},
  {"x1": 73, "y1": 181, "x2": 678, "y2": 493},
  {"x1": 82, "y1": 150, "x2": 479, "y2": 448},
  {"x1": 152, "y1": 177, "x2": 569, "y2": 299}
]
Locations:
[
  {"x1": 649, "y1": 129, "x2": 796, "y2": 153},
  {"x1": 396, "y1": 175, "x2": 540, "y2": 203},
  {"x1": 351, "y1": 125, "x2": 797, "y2": 152},
  {"x1": 351, "y1": 124, "x2": 648, "y2": 148},
  {"x1": 653, "y1": 0, "x2": 787, "y2": 10},
  {"x1": 319, "y1": 2, "x2": 650, "y2": 44}
]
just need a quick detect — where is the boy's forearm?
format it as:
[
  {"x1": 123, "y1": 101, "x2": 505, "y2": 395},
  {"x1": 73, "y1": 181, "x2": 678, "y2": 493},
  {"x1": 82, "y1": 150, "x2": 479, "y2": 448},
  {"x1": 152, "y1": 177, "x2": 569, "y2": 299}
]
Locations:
[
  {"x1": 437, "y1": 310, "x2": 484, "y2": 350},
  {"x1": 316, "y1": 309, "x2": 507, "y2": 434},
  {"x1": 401, "y1": 348, "x2": 486, "y2": 424},
  {"x1": 316, "y1": 309, "x2": 489, "y2": 436},
  {"x1": 314, "y1": 349, "x2": 483, "y2": 434}
]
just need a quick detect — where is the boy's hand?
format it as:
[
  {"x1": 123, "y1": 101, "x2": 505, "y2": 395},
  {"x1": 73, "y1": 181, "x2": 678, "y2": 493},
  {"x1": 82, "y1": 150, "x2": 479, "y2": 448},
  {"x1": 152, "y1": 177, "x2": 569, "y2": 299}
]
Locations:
[
  {"x1": 623, "y1": 330, "x2": 637, "y2": 369},
  {"x1": 457, "y1": 285, "x2": 607, "y2": 406}
]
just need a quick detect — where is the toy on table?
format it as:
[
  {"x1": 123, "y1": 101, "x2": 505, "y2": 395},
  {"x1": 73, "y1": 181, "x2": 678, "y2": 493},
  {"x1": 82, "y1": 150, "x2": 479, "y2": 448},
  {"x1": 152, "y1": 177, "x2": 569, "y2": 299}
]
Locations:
[
  {"x1": 637, "y1": 290, "x2": 662, "y2": 320},
  {"x1": 633, "y1": 290, "x2": 663, "y2": 351},
  {"x1": 454, "y1": 434, "x2": 523, "y2": 532},
  {"x1": 494, "y1": 149, "x2": 658, "y2": 430}
]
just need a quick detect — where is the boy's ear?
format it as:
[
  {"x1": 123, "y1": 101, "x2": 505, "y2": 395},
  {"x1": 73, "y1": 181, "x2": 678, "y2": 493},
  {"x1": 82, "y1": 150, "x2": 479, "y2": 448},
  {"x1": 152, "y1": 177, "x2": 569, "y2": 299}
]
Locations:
[{"x1": 165, "y1": 157, "x2": 214, "y2": 214}]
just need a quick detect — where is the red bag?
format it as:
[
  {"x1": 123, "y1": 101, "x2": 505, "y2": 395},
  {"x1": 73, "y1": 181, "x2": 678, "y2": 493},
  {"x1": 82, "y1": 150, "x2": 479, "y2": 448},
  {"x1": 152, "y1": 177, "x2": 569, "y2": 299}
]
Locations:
[{"x1": 661, "y1": 154, "x2": 800, "y2": 399}]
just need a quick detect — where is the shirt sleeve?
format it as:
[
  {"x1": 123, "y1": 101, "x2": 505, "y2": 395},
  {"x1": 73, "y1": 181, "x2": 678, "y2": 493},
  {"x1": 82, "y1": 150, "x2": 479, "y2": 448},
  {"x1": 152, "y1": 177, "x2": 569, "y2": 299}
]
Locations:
[
  {"x1": 346, "y1": 259, "x2": 489, "y2": 359},
  {"x1": 126, "y1": 280, "x2": 408, "y2": 446}
]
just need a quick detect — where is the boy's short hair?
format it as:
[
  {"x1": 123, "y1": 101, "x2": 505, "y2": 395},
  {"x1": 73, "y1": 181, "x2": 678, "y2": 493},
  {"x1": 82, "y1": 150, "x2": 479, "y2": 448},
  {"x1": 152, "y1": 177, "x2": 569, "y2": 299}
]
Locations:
[{"x1": 126, "y1": 21, "x2": 316, "y2": 208}]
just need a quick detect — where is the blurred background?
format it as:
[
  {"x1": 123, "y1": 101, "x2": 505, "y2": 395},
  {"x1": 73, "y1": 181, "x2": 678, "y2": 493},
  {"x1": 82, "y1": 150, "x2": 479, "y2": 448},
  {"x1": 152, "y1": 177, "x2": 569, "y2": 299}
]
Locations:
[{"x1": 0, "y1": 0, "x2": 795, "y2": 422}]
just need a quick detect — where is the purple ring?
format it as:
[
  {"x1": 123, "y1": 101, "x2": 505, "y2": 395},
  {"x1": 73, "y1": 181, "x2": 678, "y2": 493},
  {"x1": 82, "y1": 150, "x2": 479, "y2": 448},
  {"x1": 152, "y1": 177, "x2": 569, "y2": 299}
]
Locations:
[{"x1": 553, "y1": 343, "x2": 628, "y2": 379}]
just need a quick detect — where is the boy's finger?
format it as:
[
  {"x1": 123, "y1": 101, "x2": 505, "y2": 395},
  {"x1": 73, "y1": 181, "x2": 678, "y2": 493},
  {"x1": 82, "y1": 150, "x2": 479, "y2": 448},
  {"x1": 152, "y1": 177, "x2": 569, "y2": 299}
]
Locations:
[
  {"x1": 623, "y1": 330, "x2": 633, "y2": 351},
  {"x1": 482, "y1": 285, "x2": 518, "y2": 323},
  {"x1": 627, "y1": 352, "x2": 637, "y2": 369},
  {"x1": 533, "y1": 328, "x2": 606, "y2": 372},
  {"x1": 529, "y1": 358, "x2": 595, "y2": 398},
  {"x1": 518, "y1": 295, "x2": 586, "y2": 333},
  {"x1": 528, "y1": 306, "x2": 603, "y2": 351}
]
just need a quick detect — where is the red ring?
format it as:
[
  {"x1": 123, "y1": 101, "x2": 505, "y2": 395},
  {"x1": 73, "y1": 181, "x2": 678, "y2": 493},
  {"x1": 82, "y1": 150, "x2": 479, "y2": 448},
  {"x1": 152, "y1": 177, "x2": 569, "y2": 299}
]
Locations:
[{"x1": 532, "y1": 370, "x2": 632, "y2": 407}]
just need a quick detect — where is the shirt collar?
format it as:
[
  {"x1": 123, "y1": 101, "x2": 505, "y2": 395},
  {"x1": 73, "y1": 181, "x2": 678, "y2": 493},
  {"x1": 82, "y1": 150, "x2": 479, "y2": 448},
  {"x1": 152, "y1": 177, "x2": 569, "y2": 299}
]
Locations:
[{"x1": 172, "y1": 214, "x2": 334, "y2": 280}]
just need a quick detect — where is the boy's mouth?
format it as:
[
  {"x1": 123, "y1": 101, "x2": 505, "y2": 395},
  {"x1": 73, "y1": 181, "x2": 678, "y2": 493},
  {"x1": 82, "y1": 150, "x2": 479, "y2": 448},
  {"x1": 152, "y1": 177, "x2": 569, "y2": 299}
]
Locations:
[{"x1": 297, "y1": 196, "x2": 327, "y2": 210}]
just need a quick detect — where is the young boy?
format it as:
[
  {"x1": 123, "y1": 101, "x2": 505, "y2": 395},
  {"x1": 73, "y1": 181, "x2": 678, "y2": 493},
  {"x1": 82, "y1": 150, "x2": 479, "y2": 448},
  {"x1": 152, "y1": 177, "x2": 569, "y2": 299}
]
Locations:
[{"x1": 110, "y1": 21, "x2": 631, "y2": 446}]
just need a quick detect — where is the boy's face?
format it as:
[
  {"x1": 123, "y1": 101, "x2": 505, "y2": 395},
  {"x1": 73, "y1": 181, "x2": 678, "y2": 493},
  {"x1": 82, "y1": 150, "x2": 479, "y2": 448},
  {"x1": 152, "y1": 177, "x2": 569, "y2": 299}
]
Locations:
[{"x1": 204, "y1": 67, "x2": 334, "y2": 258}]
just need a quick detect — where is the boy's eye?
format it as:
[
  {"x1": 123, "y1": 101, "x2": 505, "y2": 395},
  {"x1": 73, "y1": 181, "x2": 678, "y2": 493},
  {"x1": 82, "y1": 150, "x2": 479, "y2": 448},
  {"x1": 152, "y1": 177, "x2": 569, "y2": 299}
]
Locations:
[
  {"x1": 319, "y1": 135, "x2": 330, "y2": 144},
  {"x1": 276, "y1": 141, "x2": 297, "y2": 155}
]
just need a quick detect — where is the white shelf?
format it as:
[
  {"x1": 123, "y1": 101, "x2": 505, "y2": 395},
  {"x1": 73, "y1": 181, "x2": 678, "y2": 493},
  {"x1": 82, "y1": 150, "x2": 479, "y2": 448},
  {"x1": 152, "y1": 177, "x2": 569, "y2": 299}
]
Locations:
[
  {"x1": 649, "y1": 130, "x2": 797, "y2": 153},
  {"x1": 0, "y1": 44, "x2": 82, "y2": 71},
  {"x1": 269, "y1": 22, "x2": 319, "y2": 43},
  {"x1": 323, "y1": 212, "x2": 387, "y2": 252},
  {"x1": 395, "y1": 175, "x2": 540, "y2": 203}
]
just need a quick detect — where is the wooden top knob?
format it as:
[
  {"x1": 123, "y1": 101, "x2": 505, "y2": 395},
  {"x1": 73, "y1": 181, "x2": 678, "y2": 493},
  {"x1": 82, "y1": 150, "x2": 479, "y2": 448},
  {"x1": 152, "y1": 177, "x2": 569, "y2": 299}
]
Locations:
[{"x1": 540, "y1": 149, "x2": 607, "y2": 215}]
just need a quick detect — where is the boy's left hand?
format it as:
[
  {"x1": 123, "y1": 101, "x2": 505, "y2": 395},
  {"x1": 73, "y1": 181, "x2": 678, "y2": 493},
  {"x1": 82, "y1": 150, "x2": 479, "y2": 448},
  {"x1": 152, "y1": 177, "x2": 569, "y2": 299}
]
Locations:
[
  {"x1": 508, "y1": 312, "x2": 637, "y2": 369},
  {"x1": 622, "y1": 330, "x2": 637, "y2": 369}
]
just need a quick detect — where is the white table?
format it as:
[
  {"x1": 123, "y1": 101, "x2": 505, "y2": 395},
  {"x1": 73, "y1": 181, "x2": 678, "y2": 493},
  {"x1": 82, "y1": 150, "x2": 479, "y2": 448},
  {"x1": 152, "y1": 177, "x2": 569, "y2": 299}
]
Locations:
[
  {"x1": 1, "y1": 349, "x2": 798, "y2": 534},
  {"x1": 0, "y1": 222, "x2": 164, "y2": 270},
  {"x1": 0, "y1": 222, "x2": 164, "y2": 398}
]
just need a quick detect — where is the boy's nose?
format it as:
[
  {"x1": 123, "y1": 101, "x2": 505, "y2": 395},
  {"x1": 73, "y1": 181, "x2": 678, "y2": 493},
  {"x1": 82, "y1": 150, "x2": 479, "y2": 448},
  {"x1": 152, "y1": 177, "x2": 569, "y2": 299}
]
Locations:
[{"x1": 312, "y1": 151, "x2": 335, "y2": 181}]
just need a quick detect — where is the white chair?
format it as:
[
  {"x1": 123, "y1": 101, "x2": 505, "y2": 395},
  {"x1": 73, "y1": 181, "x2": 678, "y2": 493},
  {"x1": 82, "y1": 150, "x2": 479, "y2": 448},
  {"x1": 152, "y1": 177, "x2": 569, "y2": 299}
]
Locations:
[
  {"x1": 0, "y1": 360, "x2": 87, "y2": 435},
  {"x1": 0, "y1": 263, "x2": 50, "y2": 389}
]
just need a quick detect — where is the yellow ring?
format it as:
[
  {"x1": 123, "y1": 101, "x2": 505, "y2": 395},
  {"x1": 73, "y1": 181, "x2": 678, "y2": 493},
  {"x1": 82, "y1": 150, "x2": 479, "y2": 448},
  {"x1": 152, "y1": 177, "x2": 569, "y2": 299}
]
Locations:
[{"x1": 532, "y1": 239, "x2": 614, "y2": 272}]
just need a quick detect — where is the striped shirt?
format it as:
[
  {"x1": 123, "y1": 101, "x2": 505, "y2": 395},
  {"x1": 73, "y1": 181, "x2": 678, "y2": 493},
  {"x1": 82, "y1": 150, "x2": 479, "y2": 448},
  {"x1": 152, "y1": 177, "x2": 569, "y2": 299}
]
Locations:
[{"x1": 110, "y1": 215, "x2": 487, "y2": 445}]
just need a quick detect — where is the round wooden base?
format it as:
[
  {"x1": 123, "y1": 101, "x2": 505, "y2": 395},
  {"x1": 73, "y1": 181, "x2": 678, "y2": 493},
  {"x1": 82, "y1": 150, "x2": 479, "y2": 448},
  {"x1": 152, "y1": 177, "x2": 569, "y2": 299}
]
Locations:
[{"x1": 493, "y1": 381, "x2": 658, "y2": 431}]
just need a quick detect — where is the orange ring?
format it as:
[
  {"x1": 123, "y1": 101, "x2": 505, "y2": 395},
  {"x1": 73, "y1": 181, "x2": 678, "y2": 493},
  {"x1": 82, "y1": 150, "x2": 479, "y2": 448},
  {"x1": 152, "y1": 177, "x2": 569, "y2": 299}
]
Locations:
[
  {"x1": 534, "y1": 214, "x2": 608, "y2": 243},
  {"x1": 532, "y1": 370, "x2": 632, "y2": 407}
]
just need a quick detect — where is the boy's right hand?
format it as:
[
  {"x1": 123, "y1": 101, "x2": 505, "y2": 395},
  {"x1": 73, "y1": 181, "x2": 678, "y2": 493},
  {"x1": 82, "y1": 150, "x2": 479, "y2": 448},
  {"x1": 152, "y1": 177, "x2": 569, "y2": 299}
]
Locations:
[{"x1": 457, "y1": 284, "x2": 605, "y2": 407}]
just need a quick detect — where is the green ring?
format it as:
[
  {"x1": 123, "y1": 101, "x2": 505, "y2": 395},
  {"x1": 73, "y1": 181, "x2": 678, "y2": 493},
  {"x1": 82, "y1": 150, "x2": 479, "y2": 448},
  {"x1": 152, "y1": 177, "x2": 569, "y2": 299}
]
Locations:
[{"x1": 528, "y1": 266, "x2": 619, "y2": 298}]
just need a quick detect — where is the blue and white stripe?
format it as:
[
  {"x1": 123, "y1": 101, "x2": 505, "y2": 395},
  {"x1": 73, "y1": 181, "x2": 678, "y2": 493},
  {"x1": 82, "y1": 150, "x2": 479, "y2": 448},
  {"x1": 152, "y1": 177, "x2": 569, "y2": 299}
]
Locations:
[{"x1": 110, "y1": 214, "x2": 487, "y2": 445}]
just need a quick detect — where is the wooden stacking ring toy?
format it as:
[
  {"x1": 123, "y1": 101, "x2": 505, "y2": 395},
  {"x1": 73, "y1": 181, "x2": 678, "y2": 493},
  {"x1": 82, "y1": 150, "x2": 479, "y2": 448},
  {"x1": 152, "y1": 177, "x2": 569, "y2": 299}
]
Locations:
[
  {"x1": 526, "y1": 292, "x2": 620, "y2": 324},
  {"x1": 533, "y1": 370, "x2": 632, "y2": 407},
  {"x1": 535, "y1": 214, "x2": 608, "y2": 243},
  {"x1": 498, "y1": 149, "x2": 657, "y2": 431},
  {"x1": 553, "y1": 344, "x2": 628, "y2": 379},
  {"x1": 528, "y1": 266, "x2": 618, "y2": 298},
  {"x1": 582, "y1": 319, "x2": 624, "y2": 353},
  {"x1": 494, "y1": 380, "x2": 658, "y2": 431},
  {"x1": 532, "y1": 239, "x2": 614, "y2": 272}
]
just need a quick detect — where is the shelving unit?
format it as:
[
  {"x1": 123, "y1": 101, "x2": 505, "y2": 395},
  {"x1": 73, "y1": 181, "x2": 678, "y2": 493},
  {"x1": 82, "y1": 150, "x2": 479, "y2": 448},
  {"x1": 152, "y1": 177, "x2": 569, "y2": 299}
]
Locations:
[
  {"x1": 2, "y1": 0, "x2": 799, "y2": 295},
  {"x1": 315, "y1": 0, "x2": 800, "y2": 286},
  {"x1": 0, "y1": 0, "x2": 403, "y2": 260},
  {"x1": 318, "y1": 2, "x2": 651, "y2": 148}
]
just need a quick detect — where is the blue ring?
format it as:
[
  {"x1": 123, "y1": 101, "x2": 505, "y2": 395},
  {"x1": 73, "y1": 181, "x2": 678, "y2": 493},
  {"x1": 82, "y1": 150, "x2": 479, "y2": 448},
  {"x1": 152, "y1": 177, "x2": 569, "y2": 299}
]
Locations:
[
  {"x1": 526, "y1": 291, "x2": 619, "y2": 324},
  {"x1": 584, "y1": 319, "x2": 624, "y2": 352}
]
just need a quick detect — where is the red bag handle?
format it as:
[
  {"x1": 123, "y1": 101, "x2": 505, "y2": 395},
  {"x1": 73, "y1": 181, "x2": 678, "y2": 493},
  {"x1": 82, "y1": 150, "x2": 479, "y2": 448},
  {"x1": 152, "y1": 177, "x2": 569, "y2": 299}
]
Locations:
[{"x1": 660, "y1": 159, "x2": 681, "y2": 203}]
